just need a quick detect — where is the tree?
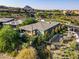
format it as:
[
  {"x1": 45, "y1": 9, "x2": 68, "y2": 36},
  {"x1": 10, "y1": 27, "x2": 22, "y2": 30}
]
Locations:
[
  {"x1": 0, "y1": 25, "x2": 20, "y2": 52},
  {"x1": 37, "y1": 46, "x2": 50, "y2": 59},
  {"x1": 21, "y1": 18, "x2": 37, "y2": 26},
  {"x1": 24, "y1": 5, "x2": 35, "y2": 17}
]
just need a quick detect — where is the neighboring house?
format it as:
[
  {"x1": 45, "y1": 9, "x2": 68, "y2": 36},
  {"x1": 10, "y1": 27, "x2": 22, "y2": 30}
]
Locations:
[
  {"x1": 0, "y1": 18, "x2": 14, "y2": 27},
  {"x1": 0, "y1": 18, "x2": 14, "y2": 23},
  {"x1": 20, "y1": 21, "x2": 61, "y2": 36},
  {"x1": 3, "y1": 20, "x2": 23, "y2": 27}
]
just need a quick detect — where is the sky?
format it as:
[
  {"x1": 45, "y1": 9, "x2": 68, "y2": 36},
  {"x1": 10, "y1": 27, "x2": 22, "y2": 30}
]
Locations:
[{"x1": 0, "y1": 0, "x2": 79, "y2": 10}]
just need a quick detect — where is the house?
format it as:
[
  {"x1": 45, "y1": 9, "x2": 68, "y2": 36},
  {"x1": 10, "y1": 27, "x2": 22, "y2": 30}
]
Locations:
[
  {"x1": 20, "y1": 21, "x2": 61, "y2": 36},
  {"x1": 0, "y1": 18, "x2": 14, "y2": 23},
  {"x1": 3, "y1": 20, "x2": 23, "y2": 27},
  {"x1": 0, "y1": 18, "x2": 14, "y2": 27}
]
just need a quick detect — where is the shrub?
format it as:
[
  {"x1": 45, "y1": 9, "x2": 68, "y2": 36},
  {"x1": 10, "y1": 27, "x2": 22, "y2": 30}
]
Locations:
[
  {"x1": 9, "y1": 51, "x2": 18, "y2": 57},
  {"x1": 16, "y1": 47, "x2": 37, "y2": 59},
  {"x1": 21, "y1": 18, "x2": 38, "y2": 26},
  {"x1": 37, "y1": 45, "x2": 50, "y2": 59},
  {"x1": 22, "y1": 43, "x2": 29, "y2": 48},
  {"x1": 0, "y1": 25, "x2": 20, "y2": 52}
]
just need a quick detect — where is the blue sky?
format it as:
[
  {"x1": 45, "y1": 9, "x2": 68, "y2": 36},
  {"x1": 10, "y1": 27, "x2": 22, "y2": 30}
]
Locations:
[{"x1": 0, "y1": 0, "x2": 79, "y2": 10}]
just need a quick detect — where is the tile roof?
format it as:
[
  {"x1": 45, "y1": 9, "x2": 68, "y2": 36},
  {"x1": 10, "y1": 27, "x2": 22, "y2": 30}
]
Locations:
[
  {"x1": 0, "y1": 18, "x2": 14, "y2": 23},
  {"x1": 3, "y1": 20, "x2": 23, "y2": 25},
  {"x1": 20, "y1": 21, "x2": 60, "y2": 31}
]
